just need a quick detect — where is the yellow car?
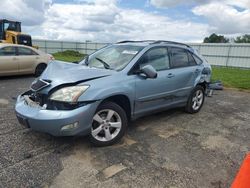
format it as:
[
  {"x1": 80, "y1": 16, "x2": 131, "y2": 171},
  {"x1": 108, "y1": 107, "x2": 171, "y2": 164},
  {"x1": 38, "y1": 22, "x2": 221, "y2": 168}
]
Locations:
[{"x1": 0, "y1": 44, "x2": 54, "y2": 76}]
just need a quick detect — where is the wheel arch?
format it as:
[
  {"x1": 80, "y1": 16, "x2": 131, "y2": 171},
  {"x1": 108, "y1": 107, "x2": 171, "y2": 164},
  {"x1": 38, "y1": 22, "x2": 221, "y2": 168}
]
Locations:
[
  {"x1": 34, "y1": 62, "x2": 47, "y2": 74},
  {"x1": 197, "y1": 81, "x2": 208, "y2": 91},
  {"x1": 100, "y1": 94, "x2": 132, "y2": 121}
]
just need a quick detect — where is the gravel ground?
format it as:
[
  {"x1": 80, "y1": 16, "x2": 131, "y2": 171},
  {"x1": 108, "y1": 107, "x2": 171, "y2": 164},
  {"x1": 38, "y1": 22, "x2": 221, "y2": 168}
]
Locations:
[{"x1": 0, "y1": 76, "x2": 249, "y2": 188}]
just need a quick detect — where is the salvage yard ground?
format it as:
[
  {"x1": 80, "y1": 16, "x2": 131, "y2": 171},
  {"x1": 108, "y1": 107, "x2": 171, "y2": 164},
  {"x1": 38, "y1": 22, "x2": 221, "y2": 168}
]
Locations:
[{"x1": 0, "y1": 76, "x2": 250, "y2": 187}]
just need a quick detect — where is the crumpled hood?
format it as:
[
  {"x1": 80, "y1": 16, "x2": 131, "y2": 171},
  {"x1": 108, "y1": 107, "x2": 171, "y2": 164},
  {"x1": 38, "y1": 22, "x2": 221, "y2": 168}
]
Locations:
[{"x1": 39, "y1": 61, "x2": 114, "y2": 88}]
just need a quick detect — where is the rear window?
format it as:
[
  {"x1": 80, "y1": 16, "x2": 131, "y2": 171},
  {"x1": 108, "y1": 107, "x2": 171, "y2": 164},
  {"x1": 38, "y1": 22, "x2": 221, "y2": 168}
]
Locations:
[{"x1": 17, "y1": 47, "x2": 37, "y2": 55}]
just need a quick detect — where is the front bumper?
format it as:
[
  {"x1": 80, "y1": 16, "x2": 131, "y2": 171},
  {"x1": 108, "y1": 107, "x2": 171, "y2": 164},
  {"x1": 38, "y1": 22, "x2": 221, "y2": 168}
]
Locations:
[{"x1": 15, "y1": 95, "x2": 99, "y2": 136}]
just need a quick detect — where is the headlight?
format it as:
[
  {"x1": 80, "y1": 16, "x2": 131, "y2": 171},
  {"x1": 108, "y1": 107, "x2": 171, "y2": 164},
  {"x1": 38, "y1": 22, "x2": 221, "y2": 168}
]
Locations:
[{"x1": 49, "y1": 85, "x2": 89, "y2": 102}]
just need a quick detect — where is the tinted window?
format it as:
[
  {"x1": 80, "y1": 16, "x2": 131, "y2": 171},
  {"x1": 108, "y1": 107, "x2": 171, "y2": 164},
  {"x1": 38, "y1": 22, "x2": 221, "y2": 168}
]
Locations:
[
  {"x1": 187, "y1": 52, "x2": 197, "y2": 66},
  {"x1": 193, "y1": 55, "x2": 203, "y2": 65},
  {"x1": 138, "y1": 47, "x2": 170, "y2": 71},
  {"x1": 18, "y1": 47, "x2": 37, "y2": 55},
  {"x1": 0, "y1": 47, "x2": 16, "y2": 56},
  {"x1": 170, "y1": 48, "x2": 189, "y2": 68}
]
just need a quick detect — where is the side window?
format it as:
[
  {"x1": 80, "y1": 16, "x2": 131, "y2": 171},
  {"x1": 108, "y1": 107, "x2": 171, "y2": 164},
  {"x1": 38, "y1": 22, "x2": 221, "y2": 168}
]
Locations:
[
  {"x1": 193, "y1": 55, "x2": 203, "y2": 65},
  {"x1": 170, "y1": 48, "x2": 189, "y2": 68},
  {"x1": 17, "y1": 47, "x2": 37, "y2": 56},
  {"x1": 0, "y1": 47, "x2": 16, "y2": 56},
  {"x1": 187, "y1": 52, "x2": 197, "y2": 66},
  {"x1": 138, "y1": 47, "x2": 170, "y2": 71}
]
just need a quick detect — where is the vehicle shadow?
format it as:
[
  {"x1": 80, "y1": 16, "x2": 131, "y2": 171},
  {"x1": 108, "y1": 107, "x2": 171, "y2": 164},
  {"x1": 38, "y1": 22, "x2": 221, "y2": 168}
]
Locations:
[
  {"x1": 0, "y1": 74, "x2": 35, "y2": 81},
  {"x1": 130, "y1": 107, "x2": 184, "y2": 130}
]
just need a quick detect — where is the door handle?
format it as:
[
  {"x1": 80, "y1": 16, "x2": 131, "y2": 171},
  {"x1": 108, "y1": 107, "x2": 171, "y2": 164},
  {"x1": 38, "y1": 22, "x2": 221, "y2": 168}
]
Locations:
[{"x1": 167, "y1": 73, "x2": 175, "y2": 78}]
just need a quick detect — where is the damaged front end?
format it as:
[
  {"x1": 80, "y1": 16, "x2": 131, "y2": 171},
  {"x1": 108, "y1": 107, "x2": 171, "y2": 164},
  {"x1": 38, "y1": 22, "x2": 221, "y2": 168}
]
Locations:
[
  {"x1": 22, "y1": 78, "x2": 95, "y2": 111},
  {"x1": 15, "y1": 78, "x2": 100, "y2": 136},
  {"x1": 20, "y1": 90, "x2": 92, "y2": 111}
]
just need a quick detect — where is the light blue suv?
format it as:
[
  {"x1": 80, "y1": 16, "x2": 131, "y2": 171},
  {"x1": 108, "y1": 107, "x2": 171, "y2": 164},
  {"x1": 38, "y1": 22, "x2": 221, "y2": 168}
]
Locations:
[{"x1": 15, "y1": 41, "x2": 211, "y2": 146}]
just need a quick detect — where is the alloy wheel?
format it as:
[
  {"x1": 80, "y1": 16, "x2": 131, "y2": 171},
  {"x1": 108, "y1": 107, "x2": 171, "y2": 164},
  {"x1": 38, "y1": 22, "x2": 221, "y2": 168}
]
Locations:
[
  {"x1": 91, "y1": 109, "x2": 122, "y2": 142},
  {"x1": 192, "y1": 90, "x2": 204, "y2": 111}
]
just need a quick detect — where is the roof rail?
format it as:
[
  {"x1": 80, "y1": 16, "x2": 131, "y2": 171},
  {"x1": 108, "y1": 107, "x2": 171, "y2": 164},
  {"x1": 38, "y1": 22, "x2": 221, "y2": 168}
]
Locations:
[
  {"x1": 117, "y1": 40, "x2": 155, "y2": 44},
  {"x1": 152, "y1": 40, "x2": 191, "y2": 48}
]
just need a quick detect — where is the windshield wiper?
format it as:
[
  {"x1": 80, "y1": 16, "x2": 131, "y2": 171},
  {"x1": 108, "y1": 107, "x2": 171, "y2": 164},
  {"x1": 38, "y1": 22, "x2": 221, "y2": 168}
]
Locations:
[{"x1": 95, "y1": 57, "x2": 110, "y2": 69}]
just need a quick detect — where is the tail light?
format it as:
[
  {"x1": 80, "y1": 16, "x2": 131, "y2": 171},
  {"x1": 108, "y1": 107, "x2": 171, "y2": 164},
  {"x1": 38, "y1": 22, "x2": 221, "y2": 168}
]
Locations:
[{"x1": 49, "y1": 56, "x2": 55, "y2": 61}]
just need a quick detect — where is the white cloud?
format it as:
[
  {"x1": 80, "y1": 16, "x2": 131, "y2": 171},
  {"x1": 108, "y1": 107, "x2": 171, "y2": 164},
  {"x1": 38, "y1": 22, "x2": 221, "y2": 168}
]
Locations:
[
  {"x1": 38, "y1": 0, "x2": 209, "y2": 42},
  {"x1": 150, "y1": 0, "x2": 211, "y2": 8},
  {"x1": 3, "y1": 0, "x2": 249, "y2": 42},
  {"x1": 192, "y1": 1, "x2": 250, "y2": 34},
  {"x1": 150, "y1": 0, "x2": 250, "y2": 36},
  {"x1": 0, "y1": 0, "x2": 52, "y2": 26}
]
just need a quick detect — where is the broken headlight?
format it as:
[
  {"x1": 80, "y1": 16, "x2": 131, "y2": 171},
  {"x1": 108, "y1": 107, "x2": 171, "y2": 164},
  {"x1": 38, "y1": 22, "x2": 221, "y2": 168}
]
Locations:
[{"x1": 49, "y1": 85, "x2": 89, "y2": 102}]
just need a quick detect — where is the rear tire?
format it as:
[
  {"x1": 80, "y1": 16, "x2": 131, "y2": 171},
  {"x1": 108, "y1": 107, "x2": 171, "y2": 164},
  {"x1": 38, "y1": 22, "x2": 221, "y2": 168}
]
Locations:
[
  {"x1": 185, "y1": 85, "x2": 205, "y2": 114},
  {"x1": 35, "y1": 64, "x2": 47, "y2": 77},
  {"x1": 89, "y1": 102, "x2": 128, "y2": 147}
]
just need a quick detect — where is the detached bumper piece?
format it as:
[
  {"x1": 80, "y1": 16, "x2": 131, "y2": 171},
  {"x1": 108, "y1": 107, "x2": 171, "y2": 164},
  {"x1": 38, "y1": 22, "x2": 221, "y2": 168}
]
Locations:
[{"x1": 206, "y1": 81, "x2": 223, "y2": 97}]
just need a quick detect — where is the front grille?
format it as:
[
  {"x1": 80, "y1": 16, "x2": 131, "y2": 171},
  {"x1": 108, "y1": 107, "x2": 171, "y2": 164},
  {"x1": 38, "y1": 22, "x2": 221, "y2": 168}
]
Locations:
[{"x1": 31, "y1": 79, "x2": 51, "y2": 91}]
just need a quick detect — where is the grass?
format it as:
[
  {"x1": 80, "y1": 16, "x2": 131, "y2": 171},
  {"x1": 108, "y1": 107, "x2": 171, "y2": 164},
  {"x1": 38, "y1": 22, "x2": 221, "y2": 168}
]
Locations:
[
  {"x1": 53, "y1": 50, "x2": 85, "y2": 62},
  {"x1": 52, "y1": 50, "x2": 250, "y2": 90},
  {"x1": 212, "y1": 66, "x2": 250, "y2": 90}
]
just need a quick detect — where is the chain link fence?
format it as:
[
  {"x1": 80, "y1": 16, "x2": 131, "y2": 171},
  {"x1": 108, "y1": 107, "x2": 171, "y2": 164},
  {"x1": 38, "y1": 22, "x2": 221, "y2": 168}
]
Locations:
[{"x1": 33, "y1": 39, "x2": 250, "y2": 68}]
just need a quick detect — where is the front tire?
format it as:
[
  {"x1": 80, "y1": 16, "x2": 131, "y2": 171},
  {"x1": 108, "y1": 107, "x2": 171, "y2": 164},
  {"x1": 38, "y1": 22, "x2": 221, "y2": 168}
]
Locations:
[
  {"x1": 89, "y1": 102, "x2": 128, "y2": 147},
  {"x1": 185, "y1": 85, "x2": 205, "y2": 114}
]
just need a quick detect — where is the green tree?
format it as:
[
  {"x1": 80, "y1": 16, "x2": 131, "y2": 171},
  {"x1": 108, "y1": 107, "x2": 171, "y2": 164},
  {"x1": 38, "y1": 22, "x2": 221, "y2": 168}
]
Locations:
[
  {"x1": 203, "y1": 33, "x2": 229, "y2": 43},
  {"x1": 234, "y1": 34, "x2": 250, "y2": 43}
]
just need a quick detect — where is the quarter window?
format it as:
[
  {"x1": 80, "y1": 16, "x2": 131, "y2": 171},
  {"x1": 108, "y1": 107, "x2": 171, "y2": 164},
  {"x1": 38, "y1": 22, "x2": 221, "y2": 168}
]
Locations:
[
  {"x1": 17, "y1": 47, "x2": 37, "y2": 55},
  {"x1": 0, "y1": 46, "x2": 16, "y2": 56},
  {"x1": 187, "y1": 52, "x2": 197, "y2": 66},
  {"x1": 138, "y1": 47, "x2": 170, "y2": 71},
  {"x1": 193, "y1": 55, "x2": 203, "y2": 65}
]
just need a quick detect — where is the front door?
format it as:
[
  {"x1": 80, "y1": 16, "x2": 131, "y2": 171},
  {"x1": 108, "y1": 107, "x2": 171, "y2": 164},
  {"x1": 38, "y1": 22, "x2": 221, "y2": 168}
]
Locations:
[{"x1": 133, "y1": 47, "x2": 176, "y2": 117}]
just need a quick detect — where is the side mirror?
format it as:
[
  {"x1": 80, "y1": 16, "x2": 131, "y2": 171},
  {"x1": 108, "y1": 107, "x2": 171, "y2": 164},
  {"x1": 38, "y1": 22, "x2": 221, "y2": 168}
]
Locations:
[{"x1": 140, "y1": 65, "x2": 157, "y2": 79}]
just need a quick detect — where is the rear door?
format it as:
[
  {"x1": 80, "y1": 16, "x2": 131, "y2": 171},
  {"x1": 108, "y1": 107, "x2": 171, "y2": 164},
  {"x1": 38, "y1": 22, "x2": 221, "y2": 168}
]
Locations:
[
  {"x1": 0, "y1": 46, "x2": 18, "y2": 75},
  {"x1": 169, "y1": 47, "x2": 200, "y2": 102},
  {"x1": 17, "y1": 47, "x2": 39, "y2": 73}
]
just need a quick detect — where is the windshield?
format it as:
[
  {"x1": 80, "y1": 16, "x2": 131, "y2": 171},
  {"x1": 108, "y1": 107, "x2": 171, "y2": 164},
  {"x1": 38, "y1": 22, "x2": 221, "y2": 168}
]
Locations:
[
  {"x1": 79, "y1": 45, "x2": 143, "y2": 71},
  {"x1": 4, "y1": 21, "x2": 21, "y2": 32}
]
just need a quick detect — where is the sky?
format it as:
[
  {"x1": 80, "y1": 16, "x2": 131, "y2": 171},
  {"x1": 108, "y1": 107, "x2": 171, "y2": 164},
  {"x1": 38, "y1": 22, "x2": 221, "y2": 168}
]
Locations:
[{"x1": 1, "y1": 0, "x2": 250, "y2": 42}]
